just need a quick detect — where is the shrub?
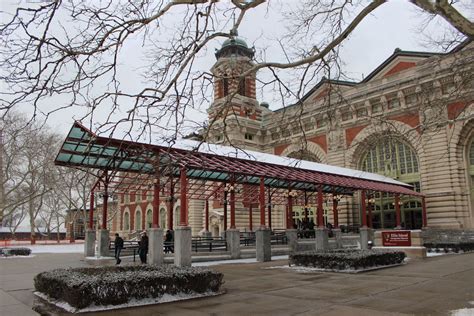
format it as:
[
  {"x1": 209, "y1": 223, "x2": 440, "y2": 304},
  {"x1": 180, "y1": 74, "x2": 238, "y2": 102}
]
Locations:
[
  {"x1": 0, "y1": 247, "x2": 32, "y2": 256},
  {"x1": 34, "y1": 265, "x2": 223, "y2": 309},
  {"x1": 424, "y1": 242, "x2": 474, "y2": 253},
  {"x1": 289, "y1": 249, "x2": 405, "y2": 270}
]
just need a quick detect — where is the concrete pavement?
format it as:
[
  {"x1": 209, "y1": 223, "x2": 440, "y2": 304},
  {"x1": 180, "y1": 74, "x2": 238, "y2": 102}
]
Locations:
[{"x1": 0, "y1": 252, "x2": 473, "y2": 315}]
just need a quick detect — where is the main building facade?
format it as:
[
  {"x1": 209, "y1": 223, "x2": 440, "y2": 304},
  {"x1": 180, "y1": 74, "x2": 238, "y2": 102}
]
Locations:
[{"x1": 115, "y1": 38, "x2": 474, "y2": 238}]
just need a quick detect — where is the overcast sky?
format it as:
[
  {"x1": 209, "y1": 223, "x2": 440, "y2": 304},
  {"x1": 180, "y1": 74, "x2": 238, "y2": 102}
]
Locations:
[{"x1": 1, "y1": 0, "x2": 471, "y2": 139}]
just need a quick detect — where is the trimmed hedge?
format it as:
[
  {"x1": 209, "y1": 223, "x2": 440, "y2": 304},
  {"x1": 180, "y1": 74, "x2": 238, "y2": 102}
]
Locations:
[
  {"x1": 0, "y1": 247, "x2": 32, "y2": 256},
  {"x1": 424, "y1": 242, "x2": 474, "y2": 253},
  {"x1": 34, "y1": 265, "x2": 223, "y2": 309},
  {"x1": 290, "y1": 249, "x2": 406, "y2": 270}
]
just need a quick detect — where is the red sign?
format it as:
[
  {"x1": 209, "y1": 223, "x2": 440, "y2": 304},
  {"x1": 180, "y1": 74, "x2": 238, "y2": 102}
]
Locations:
[{"x1": 382, "y1": 231, "x2": 411, "y2": 247}]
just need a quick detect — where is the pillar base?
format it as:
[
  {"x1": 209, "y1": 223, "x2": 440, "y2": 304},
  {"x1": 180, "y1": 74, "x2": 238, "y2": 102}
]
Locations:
[
  {"x1": 256, "y1": 228, "x2": 271, "y2": 262},
  {"x1": 174, "y1": 226, "x2": 192, "y2": 267},
  {"x1": 333, "y1": 228, "x2": 342, "y2": 249},
  {"x1": 359, "y1": 227, "x2": 374, "y2": 250},
  {"x1": 226, "y1": 229, "x2": 241, "y2": 259},
  {"x1": 84, "y1": 229, "x2": 96, "y2": 257},
  {"x1": 286, "y1": 229, "x2": 298, "y2": 253},
  {"x1": 315, "y1": 228, "x2": 329, "y2": 250},
  {"x1": 148, "y1": 228, "x2": 164, "y2": 265},
  {"x1": 97, "y1": 229, "x2": 110, "y2": 257}
]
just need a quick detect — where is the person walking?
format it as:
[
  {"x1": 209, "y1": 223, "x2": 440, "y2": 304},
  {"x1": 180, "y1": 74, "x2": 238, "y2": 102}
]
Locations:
[
  {"x1": 138, "y1": 231, "x2": 149, "y2": 264},
  {"x1": 164, "y1": 230, "x2": 174, "y2": 254},
  {"x1": 114, "y1": 233, "x2": 124, "y2": 265}
]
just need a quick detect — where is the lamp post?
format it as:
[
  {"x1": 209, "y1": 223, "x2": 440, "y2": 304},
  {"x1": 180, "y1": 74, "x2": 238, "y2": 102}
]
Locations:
[
  {"x1": 284, "y1": 190, "x2": 297, "y2": 229},
  {"x1": 224, "y1": 183, "x2": 236, "y2": 229},
  {"x1": 366, "y1": 196, "x2": 376, "y2": 228}
]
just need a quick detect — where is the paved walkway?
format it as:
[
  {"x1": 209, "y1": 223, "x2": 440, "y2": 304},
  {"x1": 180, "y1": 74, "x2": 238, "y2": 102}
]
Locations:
[{"x1": 0, "y1": 252, "x2": 473, "y2": 315}]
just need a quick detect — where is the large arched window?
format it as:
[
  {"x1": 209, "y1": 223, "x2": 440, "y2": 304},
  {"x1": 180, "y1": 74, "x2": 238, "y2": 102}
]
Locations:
[
  {"x1": 135, "y1": 208, "x2": 142, "y2": 231},
  {"x1": 287, "y1": 150, "x2": 320, "y2": 162},
  {"x1": 146, "y1": 209, "x2": 152, "y2": 228},
  {"x1": 360, "y1": 137, "x2": 421, "y2": 229},
  {"x1": 160, "y1": 208, "x2": 167, "y2": 229},
  {"x1": 123, "y1": 211, "x2": 130, "y2": 231},
  {"x1": 174, "y1": 206, "x2": 181, "y2": 227}
]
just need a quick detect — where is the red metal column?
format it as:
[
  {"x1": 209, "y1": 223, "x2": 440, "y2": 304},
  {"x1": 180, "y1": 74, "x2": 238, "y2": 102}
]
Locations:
[
  {"x1": 361, "y1": 190, "x2": 367, "y2": 228},
  {"x1": 304, "y1": 191, "x2": 309, "y2": 221},
  {"x1": 205, "y1": 199, "x2": 209, "y2": 232},
  {"x1": 259, "y1": 177, "x2": 265, "y2": 227},
  {"x1": 267, "y1": 187, "x2": 272, "y2": 229},
  {"x1": 102, "y1": 173, "x2": 108, "y2": 230},
  {"x1": 288, "y1": 195, "x2": 293, "y2": 229},
  {"x1": 152, "y1": 178, "x2": 160, "y2": 228},
  {"x1": 368, "y1": 197, "x2": 373, "y2": 229},
  {"x1": 249, "y1": 203, "x2": 253, "y2": 231},
  {"x1": 179, "y1": 167, "x2": 187, "y2": 226},
  {"x1": 168, "y1": 180, "x2": 174, "y2": 230},
  {"x1": 230, "y1": 182, "x2": 236, "y2": 229},
  {"x1": 332, "y1": 197, "x2": 339, "y2": 228},
  {"x1": 395, "y1": 194, "x2": 401, "y2": 228},
  {"x1": 223, "y1": 191, "x2": 228, "y2": 231},
  {"x1": 89, "y1": 190, "x2": 94, "y2": 229},
  {"x1": 317, "y1": 185, "x2": 324, "y2": 228},
  {"x1": 421, "y1": 196, "x2": 428, "y2": 228}
]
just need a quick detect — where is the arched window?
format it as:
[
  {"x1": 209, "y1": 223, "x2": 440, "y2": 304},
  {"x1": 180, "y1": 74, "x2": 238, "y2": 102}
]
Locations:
[
  {"x1": 124, "y1": 212, "x2": 130, "y2": 231},
  {"x1": 135, "y1": 209, "x2": 142, "y2": 231},
  {"x1": 467, "y1": 138, "x2": 474, "y2": 221},
  {"x1": 174, "y1": 206, "x2": 181, "y2": 227},
  {"x1": 288, "y1": 150, "x2": 320, "y2": 162},
  {"x1": 160, "y1": 208, "x2": 167, "y2": 229},
  {"x1": 360, "y1": 137, "x2": 421, "y2": 229},
  {"x1": 146, "y1": 209, "x2": 152, "y2": 228}
]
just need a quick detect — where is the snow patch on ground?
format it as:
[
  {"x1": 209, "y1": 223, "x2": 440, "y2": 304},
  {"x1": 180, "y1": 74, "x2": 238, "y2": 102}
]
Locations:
[
  {"x1": 192, "y1": 255, "x2": 288, "y2": 266},
  {"x1": 264, "y1": 263, "x2": 404, "y2": 274},
  {"x1": 450, "y1": 308, "x2": 474, "y2": 315},
  {"x1": 26, "y1": 243, "x2": 84, "y2": 254},
  {"x1": 35, "y1": 290, "x2": 224, "y2": 313}
]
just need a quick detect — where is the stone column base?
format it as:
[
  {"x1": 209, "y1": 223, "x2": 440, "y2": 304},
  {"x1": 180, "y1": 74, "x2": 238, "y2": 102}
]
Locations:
[
  {"x1": 97, "y1": 229, "x2": 110, "y2": 257},
  {"x1": 359, "y1": 227, "x2": 373, "y2": 250},
  {"x1": 333, "y1": 228, "x2": 342, "y2": 249},
  {"x1": 226, "y1": 229, "x2": 241, "y2": 259},
  {"x1": 256, "y1": 228, "x2": 271, "y2": 262},
  {"x1": 315, "y1": 228, "x2": 329, "y2": 250},
  {"x1": 148, "y1": 228, "x2": 164, "y2": 265},
  {"x1": 84, "y1": 229, "x2": 96, "y2": 257},
  {"x1": 286, "y1": 229, "x2": 298, "y2": 253},
  {"x1": 174, "y1": 226, "x2": 192, "y2": 267}
]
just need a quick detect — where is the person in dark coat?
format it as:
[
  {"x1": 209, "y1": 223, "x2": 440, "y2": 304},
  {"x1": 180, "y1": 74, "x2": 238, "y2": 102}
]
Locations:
[
  {"x1": 114, "y1": 233, "x2": 124, "y2": 265},
  {"x1": 164, "y1": 230, "x2": 174, "y2": 254},
  {"x1": 138, "y1": 231, "x2": 149, "y2": 264}
]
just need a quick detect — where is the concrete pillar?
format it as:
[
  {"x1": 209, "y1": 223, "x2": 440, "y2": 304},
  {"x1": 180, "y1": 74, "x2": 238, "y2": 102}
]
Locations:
[
  {"x1": 174, "y1": 226, "x2": 192, "y2": 267},
  {"x1": 97, "y1": 229, "x2": 110, "y2": 257},
  {"x1": 286, "y1": 229, "x2": 298, "y2": 253},
  {"x1": 315, "y1": 228, "x2": 328, "y2": 250},
  {"x1": 148, "y1": 228, "x2": 164, "y2": 265},
  {"x1": 256, "y1": 228, "x2": 271, "y2": 262},
  {"x1": 333, "y1": 228, "x2": 342, "y2": 249},
  {"x1": 359, "y1": 227, "x2": 373, "y2": 250},
  {"x1": 84, "y1": 229, "x2": 96, "y2": 257},
  {"x1": 226, "y1": 229, "x2": 241, "y2": 259}
]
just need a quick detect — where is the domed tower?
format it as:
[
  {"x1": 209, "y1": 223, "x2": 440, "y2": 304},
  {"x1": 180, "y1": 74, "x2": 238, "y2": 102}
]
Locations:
[{"x1": 207, "y1": 33, "x2": 270, "y2": 150}]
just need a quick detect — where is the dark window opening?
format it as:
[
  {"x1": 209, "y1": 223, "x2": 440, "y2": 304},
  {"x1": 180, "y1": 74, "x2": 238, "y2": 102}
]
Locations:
[{"x1": 238, "y1": 79, "x2": 246, "y2": 96}]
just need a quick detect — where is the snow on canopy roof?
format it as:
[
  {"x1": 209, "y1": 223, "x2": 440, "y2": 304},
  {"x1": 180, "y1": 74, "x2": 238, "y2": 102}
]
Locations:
[
  {"x1": 168, "y1": 139, "x2": 409, "y2": 188},
  {"x1": 55, "y1": 122, "x2": 420, "y2": 196}
]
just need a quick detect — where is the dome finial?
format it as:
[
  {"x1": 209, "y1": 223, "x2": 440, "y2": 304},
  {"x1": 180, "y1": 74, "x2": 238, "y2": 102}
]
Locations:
[{"x1": 230, "y1": 28, "x2": 238, "y2": 38}]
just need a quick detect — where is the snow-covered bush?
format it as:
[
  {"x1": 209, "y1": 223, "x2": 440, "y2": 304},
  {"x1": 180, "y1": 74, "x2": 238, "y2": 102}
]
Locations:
[
  {"x1": 290, "y1": 249, "x2": 405, "y2": 270},
  {"x1": 34, "y1": 265, "x2": 223, "y2": 309},
  {"x1": 424, "y1": 242, "x2": 474, "y2": 253},
  {"x1": 0, "y1": 247, "x2": 32, "y2": 256}
]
